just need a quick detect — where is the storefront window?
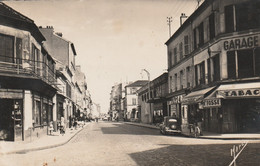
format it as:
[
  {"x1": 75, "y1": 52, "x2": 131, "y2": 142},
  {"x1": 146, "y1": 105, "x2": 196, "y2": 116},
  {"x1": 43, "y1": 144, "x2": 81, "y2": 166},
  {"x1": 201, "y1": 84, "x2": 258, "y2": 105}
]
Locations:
[
  {"x1": 42, "y1": 103, "x2": 48, "y2": 125},
  {"x1": 48, "y1": 105, "x2": 53, "y2": 122},
  {"x1": 35, "y1": 100, "x2": 41, "y2": 126}
]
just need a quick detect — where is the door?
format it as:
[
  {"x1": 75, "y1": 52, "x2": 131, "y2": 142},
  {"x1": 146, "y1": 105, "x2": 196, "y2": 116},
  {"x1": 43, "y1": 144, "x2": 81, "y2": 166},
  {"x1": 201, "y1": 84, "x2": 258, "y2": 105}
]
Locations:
[{"x1": 13, "y1": 100, "x2": 23, "y2": 141}]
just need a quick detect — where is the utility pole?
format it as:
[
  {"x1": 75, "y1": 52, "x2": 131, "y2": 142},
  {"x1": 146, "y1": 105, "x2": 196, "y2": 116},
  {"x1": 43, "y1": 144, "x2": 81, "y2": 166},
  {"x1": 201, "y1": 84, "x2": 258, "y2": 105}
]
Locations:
[
  {"x1": 167, "y1": 17, "x2": 172, "y2": 38},
  {"x1": 141, "y1": 69, "x2": 152, "y2": 123}
]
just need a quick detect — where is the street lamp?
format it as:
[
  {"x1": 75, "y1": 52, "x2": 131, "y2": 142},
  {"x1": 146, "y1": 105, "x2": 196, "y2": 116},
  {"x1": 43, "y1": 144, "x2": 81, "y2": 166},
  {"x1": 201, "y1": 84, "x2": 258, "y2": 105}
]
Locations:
[{"x1": 141, "y1": 69, "x2": 152, "y2": 124}]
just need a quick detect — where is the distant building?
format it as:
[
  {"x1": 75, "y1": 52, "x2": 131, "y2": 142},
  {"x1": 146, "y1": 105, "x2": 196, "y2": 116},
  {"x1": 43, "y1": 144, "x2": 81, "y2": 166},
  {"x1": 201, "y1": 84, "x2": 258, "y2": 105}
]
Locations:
[
  {"x1": 39, "y1": 26, "x2": 78, "y2": 129},
  {"x1": 125, "y1": 80, "x2": 148, "y2": 121},
  {"x1": 137, "y1": 73, "x2": 168, "y2": 124}
]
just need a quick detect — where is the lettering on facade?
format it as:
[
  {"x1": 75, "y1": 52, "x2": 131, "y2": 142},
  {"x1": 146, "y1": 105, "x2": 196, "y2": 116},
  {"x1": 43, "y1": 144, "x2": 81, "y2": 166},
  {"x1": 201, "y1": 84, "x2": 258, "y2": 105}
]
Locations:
[
  {"x1": 223, "y1": 36, "x2": 258, "y2": 51},
  {"x1": 219, "y1": 89, "x2": 260, "y2": 98},
  {"x1": 203, "y1": 99, "x2": 221, "y2": 108}
]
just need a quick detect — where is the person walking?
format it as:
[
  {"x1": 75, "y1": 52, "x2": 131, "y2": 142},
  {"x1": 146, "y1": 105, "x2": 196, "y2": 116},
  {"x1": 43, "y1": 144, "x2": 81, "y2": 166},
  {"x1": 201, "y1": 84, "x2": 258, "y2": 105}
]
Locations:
[{"x1": 60, "y1": 117, "x2": 65, "y2": 135}]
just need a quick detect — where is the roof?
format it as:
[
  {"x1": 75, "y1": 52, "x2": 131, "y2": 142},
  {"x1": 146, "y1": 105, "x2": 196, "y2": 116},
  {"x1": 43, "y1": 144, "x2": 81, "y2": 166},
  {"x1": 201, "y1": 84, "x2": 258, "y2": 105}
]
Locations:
[
  {"x1": 126, "y1": 80, "x2": 149, "y2": 88},
  {"x1": 0, "y1": 2, "x2": 45, "y2": 43}
]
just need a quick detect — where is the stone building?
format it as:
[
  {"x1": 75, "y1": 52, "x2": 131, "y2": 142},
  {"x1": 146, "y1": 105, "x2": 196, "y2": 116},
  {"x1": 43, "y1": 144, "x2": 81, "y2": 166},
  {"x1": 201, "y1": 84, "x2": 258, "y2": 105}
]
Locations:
[
  {"x1": 166, "y1": 0, "x2": 260, "y2": 135},
  {"x1": 125, "y1": 80, "x2": 148, "y2": 121},
  {"x1": 138, "y1": 73, "x2": 168, "y2": 124},
  {"x1": 0, "y1": 2, "x2": 57, "y2": 141}
]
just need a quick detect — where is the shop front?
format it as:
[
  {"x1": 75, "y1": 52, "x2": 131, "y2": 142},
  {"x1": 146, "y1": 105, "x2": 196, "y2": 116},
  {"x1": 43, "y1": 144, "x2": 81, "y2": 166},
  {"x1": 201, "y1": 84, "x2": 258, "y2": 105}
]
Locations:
[
  {"x1": 153, "y1": 102, "x2": 167, "y2": 124},
  {"x1": 210, "y1": 82, "x2": 260, "y2": 133},
  {"x1": 181, "y1": 87, "x2": 216, "y2": 135},
  {"x1": 167, "y1": 94, "x2": 185, "y2": 119},
  {"x1": 0, "y1": 89, "x2": 23, "y2": 141}
]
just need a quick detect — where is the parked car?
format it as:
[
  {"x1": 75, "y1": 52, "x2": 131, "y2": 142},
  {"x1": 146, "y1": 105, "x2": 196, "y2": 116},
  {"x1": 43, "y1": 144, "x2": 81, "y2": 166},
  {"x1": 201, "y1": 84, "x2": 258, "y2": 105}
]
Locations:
[{"x1": 159, "y1": 116, "x2": 181, "y2": 135}]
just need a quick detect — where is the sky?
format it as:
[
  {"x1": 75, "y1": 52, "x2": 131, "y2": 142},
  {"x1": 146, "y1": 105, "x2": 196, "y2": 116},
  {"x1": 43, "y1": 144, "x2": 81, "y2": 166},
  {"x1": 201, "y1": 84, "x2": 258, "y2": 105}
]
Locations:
[{"x1": 4, "y1": 0, "x2": 198, "y2": 113}]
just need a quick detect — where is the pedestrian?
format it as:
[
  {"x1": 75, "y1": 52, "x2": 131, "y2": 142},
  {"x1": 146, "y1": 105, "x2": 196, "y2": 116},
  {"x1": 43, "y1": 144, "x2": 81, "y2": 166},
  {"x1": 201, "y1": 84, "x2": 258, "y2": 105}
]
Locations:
[
  {"x1": 60, "y1": 117, "x2": 65, "y2": 135},
  {"x1": 48, "y1": 121, "x2": 54, "y2": 135},
  {"x1": 195, "y1": 109, "x2": 203, "y2": 136}
]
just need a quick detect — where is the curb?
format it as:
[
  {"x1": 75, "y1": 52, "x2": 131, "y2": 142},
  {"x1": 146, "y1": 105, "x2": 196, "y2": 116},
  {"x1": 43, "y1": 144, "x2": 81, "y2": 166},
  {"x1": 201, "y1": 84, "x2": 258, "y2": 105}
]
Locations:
[
  {"x1": 0, "y1": 124, "x2": 87, "y2": 155},
  {"x1": 123, "y1": 122, "x2": 260, "y2": 140}
]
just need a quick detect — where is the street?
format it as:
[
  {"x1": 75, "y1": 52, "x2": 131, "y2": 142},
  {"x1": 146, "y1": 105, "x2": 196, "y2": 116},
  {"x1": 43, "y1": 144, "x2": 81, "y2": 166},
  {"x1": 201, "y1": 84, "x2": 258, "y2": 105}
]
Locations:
[{"x1": 1, "y1": 122, "x2": 260, "y2": 166}]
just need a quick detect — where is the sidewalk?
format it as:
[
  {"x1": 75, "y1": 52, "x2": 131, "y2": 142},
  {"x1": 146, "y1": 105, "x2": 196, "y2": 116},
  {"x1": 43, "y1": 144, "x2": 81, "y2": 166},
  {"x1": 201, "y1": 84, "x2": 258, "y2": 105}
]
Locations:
[
  {"x1": 0, "y1": 123, "x2": 89, "y2": 155},
  {"x1": 124, "y1": 122, "x2": 260, "y2": 140}
]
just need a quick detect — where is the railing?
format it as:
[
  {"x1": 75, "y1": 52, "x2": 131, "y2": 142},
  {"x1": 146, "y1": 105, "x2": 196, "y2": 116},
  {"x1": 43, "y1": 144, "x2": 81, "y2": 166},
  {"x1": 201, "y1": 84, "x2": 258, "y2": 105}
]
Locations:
[{"x1": 0, "y1": 55, "x2": 56, "y2": 87}]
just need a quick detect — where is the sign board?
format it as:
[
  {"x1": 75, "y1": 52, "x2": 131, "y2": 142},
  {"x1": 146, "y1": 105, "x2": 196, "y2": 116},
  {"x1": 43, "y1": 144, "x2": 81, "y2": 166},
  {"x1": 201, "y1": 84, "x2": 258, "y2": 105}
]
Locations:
[
  {"x1": 218, "y1": 89, "x2": 260, "y2": 98},
  {"x1": 223, "y1": 35, "x2": 259, "y2": 51},
  {"x1": 203, "y1": 98, "x2": 221, "y2": 108}
]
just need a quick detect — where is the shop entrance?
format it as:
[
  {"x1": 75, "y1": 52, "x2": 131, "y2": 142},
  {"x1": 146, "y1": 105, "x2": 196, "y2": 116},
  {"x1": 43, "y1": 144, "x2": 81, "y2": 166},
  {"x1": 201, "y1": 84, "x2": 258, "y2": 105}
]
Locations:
[
  {"x1": 236, "y1": 99, "x2": 260, "y2": 133},
  {"x1": 0, "y1": 99, "x2": 23, "y2": 141}
]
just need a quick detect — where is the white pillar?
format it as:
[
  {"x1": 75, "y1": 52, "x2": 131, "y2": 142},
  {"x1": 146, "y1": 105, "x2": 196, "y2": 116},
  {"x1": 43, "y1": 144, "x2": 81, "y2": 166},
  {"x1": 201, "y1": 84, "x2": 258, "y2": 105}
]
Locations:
[{"x1": 24, "y1": 90, "x2": 32, "y2": 130}]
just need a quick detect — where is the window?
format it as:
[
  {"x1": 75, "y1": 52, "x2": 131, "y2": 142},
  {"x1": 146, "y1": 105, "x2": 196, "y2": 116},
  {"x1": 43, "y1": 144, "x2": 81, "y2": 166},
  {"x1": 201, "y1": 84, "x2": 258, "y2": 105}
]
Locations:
[
  {"x1": 193, "y1": 29, "x2": 197, "y2": 50},
  {"x1": 0, "y1": 34, "x2": 14, "y2": 63},
  {"x1": 212, "y1": 54, "x2": 220, "y2": 81},
  {"x1": 195, "y1": 62, "x2": 205, "y2": 86},
  {"x1": 170, "y1": 76, "x2": 173, "y2": 92},
  {"x1": 174, "y1": 73, "x2": 177, "y2": 91},
  {"x1": 195, "y1": 65, "x2": 198, "y2": 86},
  {"x1": 225, "y1": 2, "x2": 260, "y2": 33},
  {"x1": 186, "y1": 66, "x2": 190, "y2": 87},
  {"x1": 132, "y1": 98, "x2": 136, "y2": 105},
  {"x1": 237, "y1": 49, "x2": 254, "y2": 78},
  {"x1": 199, "y1": 61, "x2": 205, "y2": 84},
  {"x1": 42, "y1": 103, "x2": 48, "y2": 125},
  {"x1": 130, "y1": 88, "x2": 137, "y2": 94},
  {"x1": 236, "y1": 2, "x2": 260, "y2": 31},
  {"x1": 35, "y1": 100, "x2": 41, "y2": 126},
  {"x1": 35, "y1": 49, "x2": 40, "y2": 75},
  {"x1": 16, "y1": 38, "x2": 22, "y2": 64},
  {"x1": 207, "y1": 59, "x2": 211, "y2": 83},
  {"x1": 225, "y1": 5, "x2": 234, "y2": 33},
  {"x1": 66, "y1": 82, "x2": 71, "y2": 98},
  {"x1": 179, "y1": 42, "x2": 183, "y2": 60},
  {"x1": 180, "y1": 70, "x2": 183, "y2": 89},
  {"x1": 174, "y1": 47, "x2": 177, "y2": 64},
  {"x1": 168, "y1": 51, "x2": 172, "y2": 67},
  {"x1": 184, "y1": 35, "x2": 189, "y2": 55},
  {"x1": 227, "y1": 51, "x2": 236, "y2": 79},
  {"x1": 198, "y1": 22, "x2": 204, "y2": 47},
  {"x1": 227, "y1": 48, "x2": 260, "y2": 79},
  {"x1": 209, "y1": 13, "x2": 215, "y2": 40},
  {"x1": 43, "y1": 53, "x2": 47, "y2": 79}
]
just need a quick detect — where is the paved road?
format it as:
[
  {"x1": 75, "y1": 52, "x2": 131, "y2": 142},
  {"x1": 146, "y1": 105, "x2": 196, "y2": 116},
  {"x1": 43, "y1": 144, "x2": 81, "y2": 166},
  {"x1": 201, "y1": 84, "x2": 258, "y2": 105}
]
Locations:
[{"x1": 1, "y1": 122, "x2": 259, "y2": 166}]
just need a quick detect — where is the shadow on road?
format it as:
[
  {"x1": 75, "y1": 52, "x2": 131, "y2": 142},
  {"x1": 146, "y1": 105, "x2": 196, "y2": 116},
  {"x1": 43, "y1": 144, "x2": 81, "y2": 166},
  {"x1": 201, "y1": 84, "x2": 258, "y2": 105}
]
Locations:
[
  {"x1": 100, "y1": 123, "x2": 162, "y2": 136},
  {"x1": 129, "y1": 143, "x2": 260, "y2": 166}
]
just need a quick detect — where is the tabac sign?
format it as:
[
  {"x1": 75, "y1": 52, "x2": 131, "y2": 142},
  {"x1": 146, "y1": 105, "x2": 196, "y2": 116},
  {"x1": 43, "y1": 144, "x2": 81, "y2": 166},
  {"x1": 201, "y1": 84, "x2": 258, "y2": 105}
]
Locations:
[
  {"x1": 223, "y1": 35, "x2": 259, "y2": 51},
  {"x1": 217, "y1": 89, "x2": 260, "y2": 98}
]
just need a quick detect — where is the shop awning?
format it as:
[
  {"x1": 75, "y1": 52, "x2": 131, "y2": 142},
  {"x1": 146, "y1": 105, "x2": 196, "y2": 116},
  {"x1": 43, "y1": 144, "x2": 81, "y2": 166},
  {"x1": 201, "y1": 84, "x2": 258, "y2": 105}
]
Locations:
[
  {"x1": 208, "y1": 82, "x2": 260, "y2": 99},
  {"x1": 182, "y1": 87, "x2": 216, "y2": 104}
]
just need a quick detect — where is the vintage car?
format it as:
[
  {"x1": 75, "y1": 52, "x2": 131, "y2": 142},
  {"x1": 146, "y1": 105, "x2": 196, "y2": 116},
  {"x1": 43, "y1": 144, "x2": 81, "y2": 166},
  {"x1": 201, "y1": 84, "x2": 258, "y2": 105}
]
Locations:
[{"x1": 159, "y1": 116, "x2": 181, "y2": 135}]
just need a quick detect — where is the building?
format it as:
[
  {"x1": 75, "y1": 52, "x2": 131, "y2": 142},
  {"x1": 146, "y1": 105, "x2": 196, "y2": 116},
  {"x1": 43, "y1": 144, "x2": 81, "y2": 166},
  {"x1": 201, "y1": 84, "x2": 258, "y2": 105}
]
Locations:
[
  {"x1": 166, "y1": 0, "x2": 260, "y2": 134},
  {"x1": 75, "y1": 66, "x2": 89, "y2": 119},
  {"x1": 137, "y1": 73, "x2": 168, "y2": 124},
  {"x1": 109, "y1": 83, "x2": 122, "y2": 121},
  {"x1": 125, "y1": 80, "x2": 148, "y2": 121},
  {"x1": 39, "y1": 26, "x2": 78, "y2": 129},
  {"x1": 0, "y1": 2, "x2": 57, "y2": 141}
]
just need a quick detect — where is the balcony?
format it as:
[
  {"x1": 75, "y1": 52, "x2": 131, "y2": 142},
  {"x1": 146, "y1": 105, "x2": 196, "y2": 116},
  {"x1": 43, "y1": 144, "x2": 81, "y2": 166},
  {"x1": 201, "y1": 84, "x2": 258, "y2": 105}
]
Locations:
[{"x1": 0, "y1": 55, "x2": 57, "y2": 96}]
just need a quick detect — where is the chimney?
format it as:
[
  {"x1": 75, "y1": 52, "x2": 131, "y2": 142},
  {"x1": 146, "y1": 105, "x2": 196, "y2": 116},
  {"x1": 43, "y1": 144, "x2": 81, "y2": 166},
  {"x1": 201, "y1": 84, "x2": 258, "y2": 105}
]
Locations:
[{"x1": 55, "y1": 32, "x2": 63, "y2": 37}]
